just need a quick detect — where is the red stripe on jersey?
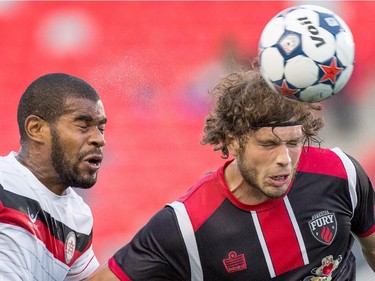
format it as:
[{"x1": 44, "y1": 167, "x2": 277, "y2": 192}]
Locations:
[
  {"x1": 356, "y1": 224, "x2": 375, "y2": 238},
  {"x1": 0, "y1": 205, "x2": 87, "y2": 266},
  {"x1": 67, "y1": 254, "x2": 95, "y2": 277},
  {"x1": 257, "y1": 201, "x2": 304, "y2": 276},
  {"x1": 298, "y1": 147, "x2": 347, "y2": 180},
  {"x1": 179, "y1": 173, "x2": 226, "y2": 231},
  {"x1": 108, "y1": 257, "x2": 132, "y2": 281}
]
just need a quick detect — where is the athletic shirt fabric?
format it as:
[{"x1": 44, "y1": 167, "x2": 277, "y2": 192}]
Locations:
[
  {"x1": 109, "y1": 147, "x2": 375, "y2": 281},
  {"x1": 0, "y1": 152, "x2": 99, "y2": 280}
]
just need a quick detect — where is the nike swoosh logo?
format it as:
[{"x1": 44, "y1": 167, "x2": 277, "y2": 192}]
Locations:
[{"x1": 27, "y1": 207, "x2": 39, "y2": 224}]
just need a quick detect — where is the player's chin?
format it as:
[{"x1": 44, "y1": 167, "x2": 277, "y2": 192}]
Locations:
[
  {"x1": 78, "y1": 162, "x2": 101, "y2": 177},
  {"x1": 75, "y1": 174, "x2": 98, "y2": 189},
  {"x1": 266, "y1": 186, "x2": 289, "y2": 199}
]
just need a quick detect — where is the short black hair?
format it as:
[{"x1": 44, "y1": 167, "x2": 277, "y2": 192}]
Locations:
[{"x1": 17, "y1": 73, "x2": 100, "y2": 143}]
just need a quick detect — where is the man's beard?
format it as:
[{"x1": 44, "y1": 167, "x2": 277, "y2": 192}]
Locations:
[
  {"x1": 237, "y1": 148, "x2": 291, "y2": 200},
  {"x1": 50, "y1": 129, "x2": 97, "y2": 189}
]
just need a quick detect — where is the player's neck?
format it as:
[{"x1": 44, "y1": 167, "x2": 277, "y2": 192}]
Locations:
[
  {"x1": 16, "y1": 148, "x2": 68, "y2": 196},
  {"x1": 224, "y1": 160, "x2": 268, "y2": 205}
]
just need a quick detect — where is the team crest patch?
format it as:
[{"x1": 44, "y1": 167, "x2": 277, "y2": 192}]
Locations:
[
  {"x1": 223, "y1": 251, "x2": 247, "y2": 273},
  {"x1": 309, "y1": 211, "x2": 337, "y2": 245},
  {"x1": 64, "y1": 231, "x2": 76, "y2": 264}
]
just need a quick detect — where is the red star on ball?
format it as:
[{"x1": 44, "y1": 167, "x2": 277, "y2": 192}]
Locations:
[
  {"x1": 319, "y1": 57, "x2": 343, "y2": 84},
  {"x1": 274, "y1": 80, "x2": 300, "y2": 97}
]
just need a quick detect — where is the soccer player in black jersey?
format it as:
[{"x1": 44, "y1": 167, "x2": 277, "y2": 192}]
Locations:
[{"x1": 88, "y1": 68, "x2": 374, "y2": 281}]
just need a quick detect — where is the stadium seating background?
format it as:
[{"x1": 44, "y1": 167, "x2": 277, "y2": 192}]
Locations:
[{"x1": 1, "y1": 1, "x2": 374, "y2": 278}]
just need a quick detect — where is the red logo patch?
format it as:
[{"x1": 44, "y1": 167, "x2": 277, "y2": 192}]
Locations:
[{"x1": 223, "y1": 251, "x2": 247, "y2": 273}]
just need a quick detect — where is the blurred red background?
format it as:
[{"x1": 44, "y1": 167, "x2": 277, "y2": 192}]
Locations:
[{"x1": 0, "y1": 1, "x2": 374, "y2": 269}]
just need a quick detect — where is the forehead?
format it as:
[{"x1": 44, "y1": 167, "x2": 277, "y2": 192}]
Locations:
[
  {"x1": 61, "y1": 97, "x2": 106, "y2": 120},
  {"x1": 253, "y1": 125, "x2": 303, "y2": 141},
  {"x1": 63, "y1": 97, "x2": 105, "y2": 113}
]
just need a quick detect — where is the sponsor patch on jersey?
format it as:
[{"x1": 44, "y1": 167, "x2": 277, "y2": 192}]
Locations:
[
  {"x1": 223, "y1": 251, "x2": 247, "y2": 273},
  {"x1": 309, "y1": 211, "x2": 337, "y2": 245},
  {"x1": 64, "y1": 231, "x2": 76, "y2": 264},
  {"x1": 303, "y1": 255, "x2": 342, "y2": 280}
]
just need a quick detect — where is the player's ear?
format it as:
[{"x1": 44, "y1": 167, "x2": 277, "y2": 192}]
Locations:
[
  {"x1": 24, "y1": 115, "x2": 50, "y2": 143},
  {"x1": 227, "y1": 133, "x2": 240, "y2": 157}
]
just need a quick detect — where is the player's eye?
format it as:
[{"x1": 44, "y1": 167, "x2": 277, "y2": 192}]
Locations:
[
  {"x1": 78, "y1": 124, "x2": 88, "y2": 129},
  {"x1": 261, "y1": 142, "x2": 277, "y2": 148},
  {"x1": 98, "y1": 126, "x2": 105, "y2": 134},
  {"x1": 288, "y1": 142, "x2": 300, "y2": 147}
]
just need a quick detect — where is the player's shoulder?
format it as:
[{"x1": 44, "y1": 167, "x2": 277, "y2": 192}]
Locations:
[
  {"x1": 300, "y1": 146, "x2": 339, "y2": 159},
  {"x1": 298, "y1": 146, "x2": 354, "y2": 179},
  {"x1": 151, "y1": 205, "x2": 176, "y2": 223},
  {"x1": 0, "y1": 152, "x2": 17, "y2": 171},
  {"x1": 0, "y1": 152, "x2": 30, "y2": 191},
  {"x1": 177, "y1": 165, "x2": 225, "y2": 204},
  {"x1": 137, "y1": 206, "x2": 179, "y2": 238},
  {"x1": 0, "y1": 152, "x2": 34, "y2": 181}
]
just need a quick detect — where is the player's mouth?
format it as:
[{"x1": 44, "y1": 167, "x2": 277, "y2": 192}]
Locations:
[
  {"x1": 268, "y1": 174, "x2": 289, "y2": 186},
  {"x1": 83, "y1": 154, "x2": 103, "y2": 171}
]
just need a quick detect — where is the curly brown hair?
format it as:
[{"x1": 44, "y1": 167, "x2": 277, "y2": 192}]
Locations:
[{"x1": 201, "y1": 68, "x2": 324, "y2": 158}]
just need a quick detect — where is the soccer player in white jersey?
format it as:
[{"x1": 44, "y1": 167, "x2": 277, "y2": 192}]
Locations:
[{"x1": 0, "y1": 73, "x2": 107, "y2": 280}]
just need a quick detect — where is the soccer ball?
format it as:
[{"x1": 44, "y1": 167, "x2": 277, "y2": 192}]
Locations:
[{"x1": 258, "y1": 5, "x2": 355, "y2": 102}]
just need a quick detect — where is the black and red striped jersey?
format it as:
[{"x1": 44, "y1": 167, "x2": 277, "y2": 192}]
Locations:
[
  {"x1": 109, "y1": 146, "x2": 375, "y2": 281},
  {"x1": 0, "y1": 152, "x2": 99, "y2": 280}
]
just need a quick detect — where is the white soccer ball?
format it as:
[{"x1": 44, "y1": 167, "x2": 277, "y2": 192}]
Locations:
[{"x1": 258, "y1": 5, "x2": 355, "y2": 102}]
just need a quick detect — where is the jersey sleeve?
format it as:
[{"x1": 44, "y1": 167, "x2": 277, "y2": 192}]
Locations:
[
  {"x1": 349, "y1": 156, "x2": 375, "y2": 237},
  {"x1": 0, "y1": 225, "x2": 31, "y2": 281},
  {"x1": 109, "y1": 206, "x2": 190, "y2": 280},
  {"x1": 64, "y1": 244, "x2": 99, "y2": 281}
]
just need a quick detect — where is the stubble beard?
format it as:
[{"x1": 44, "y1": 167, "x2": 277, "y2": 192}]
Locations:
[
  {"x1": 237, "y1": 151, "x2": 291, "y2": 200},
  {"x1": 50, "y1": 129, "x2": 97, "y2": 189}
]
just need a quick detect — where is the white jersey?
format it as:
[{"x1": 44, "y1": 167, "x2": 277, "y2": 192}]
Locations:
[{"x1": 0, "y1": 152, "x2": 99, "y2": 280}]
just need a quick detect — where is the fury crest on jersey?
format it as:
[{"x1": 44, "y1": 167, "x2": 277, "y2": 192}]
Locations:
[{"x1": 309, "y1": 211, "x2": 337, "y2": 245}]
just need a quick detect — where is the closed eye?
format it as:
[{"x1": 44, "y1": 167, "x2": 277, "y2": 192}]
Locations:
[
  {"x1": 260, "y1": 142, "x2": 278, "y2": 148},
  {"x1": 287, "y1": 142, "x2": 300, "y2": 147},
  {"x1": 77, "y1": 124, "x2": 89, "y2": 130}
]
